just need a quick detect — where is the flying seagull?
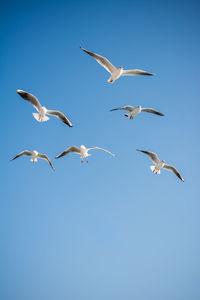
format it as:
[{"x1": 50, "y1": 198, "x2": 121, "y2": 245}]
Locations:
[
  {"x1": 136, "y1": 149, "x2": 184, "y2": 181},
  {"x1": 110, "y1": 105, "x2": 164, "y2": 119},
  {"x1": 80, "y1": 47, "x2": 154, "y2": 83},
  {"x1": 55, "y1": 145, "x2": 115, "y2": 163},
  {"x1": 17, "y1": 89, "x2": 72, "y2": 127},
  {"x1": 11, "y1": 150, "x2": 55, "y2": 170}
]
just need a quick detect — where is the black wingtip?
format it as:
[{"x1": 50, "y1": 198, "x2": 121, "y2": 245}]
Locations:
[
  {"x1": 16, "y1": 89, "x2": 22, "y2": 95},
  {"x1": 158, "y1": 112, "x2": 165, "y2": 116},
  {"x1": 66, "y1": 123, "x2": 73, "y2": 127}
]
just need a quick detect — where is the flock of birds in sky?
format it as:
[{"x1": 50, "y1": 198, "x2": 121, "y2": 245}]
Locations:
[{"x1": 11, "y1": 47, "x2": 184, "y2": 182}]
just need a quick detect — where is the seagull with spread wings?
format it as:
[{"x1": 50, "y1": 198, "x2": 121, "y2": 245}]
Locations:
[
  {"x1": 110, "y1": 105, "x2": 164, "y2": 119},
  {"x1": 80, "y1": 47, "x2": 154, "y2": 83},
  {"x1": 136, "y1": 149, "x2": 184, "y2": 181},
  {"x1": 11, "y1": 150, "x2": 55, "y2": 170},
  {"x1": 55, "y1": 145, "x2": 115, "y2": 163},
  {"x1": 17, "y1": 89, "x2": 72, "y2": 127}
]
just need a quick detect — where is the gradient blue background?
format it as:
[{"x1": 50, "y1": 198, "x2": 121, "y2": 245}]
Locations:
[{"x1": 1, "y1": 0, "x2": 200, "y2": 299}]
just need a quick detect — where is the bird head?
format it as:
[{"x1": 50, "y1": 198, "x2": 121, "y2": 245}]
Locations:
[
  {"x1": 80, "y1": 145, "x2": 86, "y2": 150},
  {"x1": 33, "y1": 150, "x2": 38, "y2": 155}
]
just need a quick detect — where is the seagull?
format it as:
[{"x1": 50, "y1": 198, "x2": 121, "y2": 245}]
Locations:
[
  {"x1": 10, "y1": 150, "x2": 55, "y2": 170},
  {"x1": 55, "y1": 145, "x2": 115, "y2": 163},
  {"x1": 110, "y1": 105, "x2": 164, "y2": 119},
  {"x1": 80, "y1": 47, "x2": 154, "y2": 83},
  {"x1": 17, "y1": 89, "x2": 72, "y2": 127},
  {"x1": 136, "y1": 149, "x2": 184, "y2": 181}
]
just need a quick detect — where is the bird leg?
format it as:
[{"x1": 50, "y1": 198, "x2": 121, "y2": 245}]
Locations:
[
  {"x1": 81, "y1": 160, "x2": 84, "y2": 163},
  {"x1": 87, "y1": 160, "x2": 88, "y2": 163}
]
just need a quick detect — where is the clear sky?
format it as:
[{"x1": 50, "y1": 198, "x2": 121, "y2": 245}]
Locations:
[{"x1": 1, "y1": 0, "x2": 200, "y2": 299}]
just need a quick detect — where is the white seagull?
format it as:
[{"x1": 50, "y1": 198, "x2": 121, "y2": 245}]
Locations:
[
  {"x1": 137, "y1": 149, "x2": 184, "y2": 182},
  {"x1": 11, "y1": 150, "x2": 55, "y2": 170},
  {"x1": 17, "y1": 89, "x2": 72, "y2": 127},
  {"x1": 55, "y1": 145, "x2": 115, "y2": 163},
  {"x1": 110, "y1": 105, "x2": 164, "y2": 119},
  {"x1": 80, "y1": 47, "x2": 154, "y2": 83}
]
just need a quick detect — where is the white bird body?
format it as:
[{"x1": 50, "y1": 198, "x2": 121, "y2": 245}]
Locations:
[
  {"x1": 151, "y1": 161, "x2": 165, "y2": 174},
  {"x1": 127, "y1": 106, "x2": 142, "y2": 119},
  {"x1": 30, "y1": 150, "x2": 39, "y2": 162},
  {"x1": 79, "y1": 145, "x2": 91, "y2": 159},
  {"x1": 56, "y1": 144, "x2": 115, "y2": 163},
  {"x1": 108, "y1": 67, "x2": 124, "y2": 83},
  {"x1": 81, "y1": 47, "x2": 154, "y2": 83},
  {"x1": 33, "y1": 106, "x2": 49, "y2": 122}
]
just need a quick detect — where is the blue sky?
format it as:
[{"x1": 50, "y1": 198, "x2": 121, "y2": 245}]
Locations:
[{"x1": 1, "y1": 0, "x2": 200, "y2": 299}]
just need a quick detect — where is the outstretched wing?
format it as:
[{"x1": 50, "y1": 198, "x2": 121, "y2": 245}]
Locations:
[
  {"x1": 163, "y1": 164, "x2": 184, "y2": 182},
  {"x1": 17, "y1": 89, "x2": 42, "y2": 112},
  {"x1": 38, "y1": 153, "x2": 55, "y2": 170},
  {"x1": 47, "y1": 110, "x2": 72, "y2": 127},
  {"x1": 122, "y1": 69, "x2": 154, "y2": 76},
  {"x1": 55, "y1": 146, "x2": 81, "y2": 159},
  {"x1": 136, "y1": 149, "x2": 160, "y2": 164},
  {"x1": 80, "y1": 47, "x2": 116, "y2": 74},
  {"x1": 87, "y1": 146, "x2": 115, "y2": 157},
  {"x1": 141, "y1": 108, "x2": 164, "y2": 116},
  {"x1": 10, "y1": 150, "x2": 33, "y2": 161},
  {"x1": 110, "y1": 105, "x2": 135, "y2": 112}
]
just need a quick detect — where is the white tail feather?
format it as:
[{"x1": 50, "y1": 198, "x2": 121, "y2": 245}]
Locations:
[
  {"x1": 150, "y1": 165, "x2": 160, "y2": 174},
  {"x1": 33, "y1": 113, "x2": 49, "y2": 122},
  {"x1": 107, "y1": 77, "x2": 114, "y2": 83},
  {"x1": 30, "y1": 158, "x2": 37, "y2": 162},
  {"x1": 150, "y1": 165, "x2": 155, "y2": 172}
]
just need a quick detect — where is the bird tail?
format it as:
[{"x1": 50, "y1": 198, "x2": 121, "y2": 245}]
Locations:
[
  {"x1": 150, "y1": 165, "x2": 160, "y2": 174},
  {"x1": 30, "y1": 158, "x2": 37, "y2": 162},
  {"x1": 33, "y1": 113, "x2": 49, "y2": 122},
  {"x1": 107, "y1": 77, "x2": 114, "y2": 83}
]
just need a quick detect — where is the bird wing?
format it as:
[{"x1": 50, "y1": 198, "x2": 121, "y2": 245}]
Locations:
[
  {"x1": 87, "y1": 147, "x2": 115, "y2": 156},
  {"x1": 10, "y1": 150, "x2": 33, "y2": 161},
  {"x1": 55, "y1": 146, "x2": 81, "y2": 159},
  {"x1": 47, "y1": 110, "x2": 72, "y2": 127},
  {"x1": 136, "y1": 149, "x2": 160, "y2": 164},
  {"x1": 122, "y1": 69, "x2": 154, "y2": 76},
  {"x1": 17, "y1": 89, "x2": 42, "y2": 112},
  {"x1": 110, "y1": 105, "x2": 135, "y2": 112},
  {"x1": 163, "y1": 164, "x2": 184, "y2": 182},
  {"x1": 38, "y1": 154, "x2": 55, "y2": 170},
  {"x1": 141, "y1": 108, "x2": 164, "y2": 116},
  {"x1": 80, "y1": 47, "x2": 116, "y2": 74}
]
